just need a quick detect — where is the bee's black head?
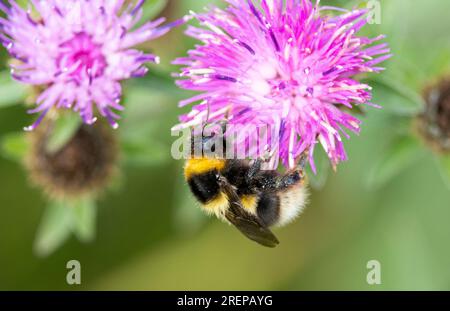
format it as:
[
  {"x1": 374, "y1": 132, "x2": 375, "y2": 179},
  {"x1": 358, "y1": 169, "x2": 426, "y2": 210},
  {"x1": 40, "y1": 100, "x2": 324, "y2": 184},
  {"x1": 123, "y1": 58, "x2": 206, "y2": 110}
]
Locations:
[{"x1": 190, "y1": 122, "x2": 228, "y2": 158}]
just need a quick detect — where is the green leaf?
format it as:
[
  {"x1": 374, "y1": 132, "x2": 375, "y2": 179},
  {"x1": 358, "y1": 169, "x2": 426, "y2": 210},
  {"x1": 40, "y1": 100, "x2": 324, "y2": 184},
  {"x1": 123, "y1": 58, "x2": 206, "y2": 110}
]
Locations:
[
  {"x1": 0, "y1": 71, "x2": 27, "y2": 108},
  {"x1": 371, "y1": 76, "x2": 424, "y2": 117},
  {"x1": 34, "y1": 201, "x2": 73, "y2": 257},
  {"x1": 367, "y1": 135, "x2": 425, "y2": 189},
  {"x1": 0, "y1": 132, "x2": 29, "y2": 161},
  {"x1": 427, "y1": 48, "x2": 450, "y2": 77},
  {"x1": 122, "y1": 139, "x2": 168, "y2": 166},
  {"x1": 122, "y1": 83, "x2": 174, "y2": 123},
  {"x1": 45, "y1": 112, "x2": 81, "y2": 154},
  {"x1": 437, "y1": 155, "x2": 450, "y2": 190},
  {"x1": 173, "y1": 173, "x2": 206, "y2": 234},
  {"x1": 140, "y1": 0, "x2": 168, "y2": 24},
  {"x1": 71, "y1": 197, "x2": 97, "y2": 243}
]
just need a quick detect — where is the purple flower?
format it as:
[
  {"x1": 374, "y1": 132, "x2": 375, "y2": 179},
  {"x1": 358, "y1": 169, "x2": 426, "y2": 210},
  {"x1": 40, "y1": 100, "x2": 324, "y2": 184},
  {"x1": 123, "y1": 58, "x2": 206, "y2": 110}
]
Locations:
[
  {"x1": 0, "y1": 0, "x2": 175, "y2": 130},
  {"x1": 173, "y1": 0, "x2": 391, "y2": 171}
]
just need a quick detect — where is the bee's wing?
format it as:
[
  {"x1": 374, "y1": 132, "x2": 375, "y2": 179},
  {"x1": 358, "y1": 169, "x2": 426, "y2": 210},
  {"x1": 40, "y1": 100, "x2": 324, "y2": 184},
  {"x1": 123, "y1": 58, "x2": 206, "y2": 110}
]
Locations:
[{"x1": 219, "y1": 177, "x2": 279, "y2": 248}]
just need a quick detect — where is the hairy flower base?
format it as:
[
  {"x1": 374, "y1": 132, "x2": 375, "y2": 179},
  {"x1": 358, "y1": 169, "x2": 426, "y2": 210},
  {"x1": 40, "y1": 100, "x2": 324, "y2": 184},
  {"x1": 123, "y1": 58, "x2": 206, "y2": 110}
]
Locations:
[
  {"x1": 417, "y1": 76, "x2": 450, "y2": 153},
  {"x1": 25, "y1": 122, "x2": 119, "y2": 200}
]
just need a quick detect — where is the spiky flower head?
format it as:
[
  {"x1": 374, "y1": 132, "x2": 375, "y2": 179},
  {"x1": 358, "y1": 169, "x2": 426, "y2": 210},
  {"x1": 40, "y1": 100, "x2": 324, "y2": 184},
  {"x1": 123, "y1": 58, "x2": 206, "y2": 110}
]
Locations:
[
  {"x1": 0, "y1": 0, "x2": 176, "y2": 130},
  {"x1": 174, "y1": 0, "x2": 391, "y2": 171}
]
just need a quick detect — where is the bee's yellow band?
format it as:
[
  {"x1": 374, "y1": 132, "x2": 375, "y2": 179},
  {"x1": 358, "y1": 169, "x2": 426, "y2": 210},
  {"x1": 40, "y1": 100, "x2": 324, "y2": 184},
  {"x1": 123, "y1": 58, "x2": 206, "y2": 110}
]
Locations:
[{"x1": 184, "y1": 158, "x2": 226, "y2": 179}]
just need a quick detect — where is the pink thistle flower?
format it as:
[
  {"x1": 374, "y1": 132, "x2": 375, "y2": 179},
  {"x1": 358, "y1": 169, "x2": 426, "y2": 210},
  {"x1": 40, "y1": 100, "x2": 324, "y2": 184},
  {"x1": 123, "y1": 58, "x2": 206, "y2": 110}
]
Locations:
[
  {"x1": 173, "y1": 0, "x2": 391, "y2": 172},
  {"x1": 0, "y1": 0, "x2": 179, "y2": 130}
]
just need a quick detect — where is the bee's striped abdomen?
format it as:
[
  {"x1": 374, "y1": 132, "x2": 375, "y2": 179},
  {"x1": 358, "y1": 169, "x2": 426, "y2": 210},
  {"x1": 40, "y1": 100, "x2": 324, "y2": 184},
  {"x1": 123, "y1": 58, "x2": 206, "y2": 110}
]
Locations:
[
  {"x1": 256, "y1": 193, "x2": 281, "y2": 227},
  {"x1": 275, "y1": 184, "x2": 308, "y2": 226}
]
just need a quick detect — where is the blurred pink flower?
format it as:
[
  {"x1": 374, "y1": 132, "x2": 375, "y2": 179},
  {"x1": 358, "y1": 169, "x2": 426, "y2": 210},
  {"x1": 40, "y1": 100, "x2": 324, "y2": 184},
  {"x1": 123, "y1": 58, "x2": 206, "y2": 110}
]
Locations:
[{"x1": 0, "y1": 0, "x2": 176, "y2": 130}]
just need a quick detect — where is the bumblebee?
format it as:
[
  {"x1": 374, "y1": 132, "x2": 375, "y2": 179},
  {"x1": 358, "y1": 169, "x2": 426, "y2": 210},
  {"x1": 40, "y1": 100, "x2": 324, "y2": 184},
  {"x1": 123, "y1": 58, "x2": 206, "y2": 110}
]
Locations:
[{"x1": 184, "y1": 125, "x2": 308, "y2": 247}]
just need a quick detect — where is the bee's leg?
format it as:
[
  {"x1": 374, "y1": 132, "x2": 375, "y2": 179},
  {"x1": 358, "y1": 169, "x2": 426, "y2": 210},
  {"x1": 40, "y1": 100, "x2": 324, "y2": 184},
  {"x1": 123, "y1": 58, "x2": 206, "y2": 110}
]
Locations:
[
  {"x1": 246, "y1": 159, "x2": 263, "y2": 183},
  {"x1": 276, "y1": 170, "x2": 304, "y2": 189},
  {"x1": 247, "y1": 159, "x2": 264, "y2": 180},
  {"x1": 246, "y1": 146, "x2": 275, "y2": 182},
  {"x1": 274, "y1": 151, "x2": 309, "y2": 190},
  {"x1": 296, "y1": 149, "x2": 308, "y2": 172}
]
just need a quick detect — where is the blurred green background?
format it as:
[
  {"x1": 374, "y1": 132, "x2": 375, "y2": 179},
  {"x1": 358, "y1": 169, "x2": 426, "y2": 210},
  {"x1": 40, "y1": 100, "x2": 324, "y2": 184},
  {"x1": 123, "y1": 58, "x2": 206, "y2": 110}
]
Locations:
[{"x1": 1, "y1": 0, "x2": 450, "y2": 290}]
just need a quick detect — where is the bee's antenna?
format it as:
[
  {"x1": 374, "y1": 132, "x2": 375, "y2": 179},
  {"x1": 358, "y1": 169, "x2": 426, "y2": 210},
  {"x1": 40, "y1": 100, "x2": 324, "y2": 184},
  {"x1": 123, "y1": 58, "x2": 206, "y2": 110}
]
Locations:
[
  {"x1": 202, "y1": 101, "x2": 211, "y2": 134},
  {"x1": 224, "y1": 107, "x2": 231, "y2": 120},
  {"x1": 206, "y1": 101, "x2": 211, "y2": 123},
  {"x1": 190, "y1": 126, "x2": 195, "y2": 157},
  {"x1": 218, "y1": 106, "x2": 231, "y2": 135}
]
